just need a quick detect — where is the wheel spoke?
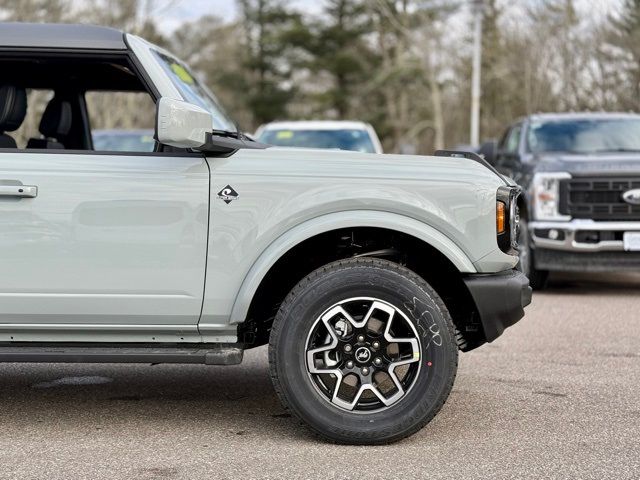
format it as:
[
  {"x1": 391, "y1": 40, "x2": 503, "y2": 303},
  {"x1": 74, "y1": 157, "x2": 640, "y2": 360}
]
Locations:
[
  {"x1": 368, "y1": 381, "x2": 397, "y2": 406},
  {"x1": 384, "y1": 312, "x2": 420, "y2": 363},
  {"x1": 306, "y1": 306, "x2": 348, "y2": 372},
  {"x1": 332, "y1": 375, "x2": 364, "y2": 410}
]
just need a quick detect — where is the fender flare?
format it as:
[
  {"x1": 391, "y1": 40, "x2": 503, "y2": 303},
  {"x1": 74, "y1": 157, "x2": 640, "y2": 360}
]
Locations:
[{"x1": 228, "y1": 210, "x2": 476, "y2": 325}]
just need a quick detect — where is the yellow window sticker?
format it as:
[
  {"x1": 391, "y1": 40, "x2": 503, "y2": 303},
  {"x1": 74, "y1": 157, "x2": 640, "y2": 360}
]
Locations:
[
  {"x1": 276, "y1": 130, "x2": 294, "y2": 139},
  {"x1": 170, "y1": 63, "x2": 194, "y2": 84}
]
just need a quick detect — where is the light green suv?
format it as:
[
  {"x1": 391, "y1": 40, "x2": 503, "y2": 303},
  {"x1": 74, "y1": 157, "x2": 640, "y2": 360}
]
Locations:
[{"x1": 0, "y1": 23, "x2": 530, "y2": 444}]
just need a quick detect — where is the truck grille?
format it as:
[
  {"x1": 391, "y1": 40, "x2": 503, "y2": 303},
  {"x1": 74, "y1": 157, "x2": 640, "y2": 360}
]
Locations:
[{"x1": 559, "y1": 177, "x2": 640, "y2": 220}]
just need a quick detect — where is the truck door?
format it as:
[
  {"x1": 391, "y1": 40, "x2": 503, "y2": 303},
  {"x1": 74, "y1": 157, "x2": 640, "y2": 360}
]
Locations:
[
  {"x1": 496, "y1": 123, "x2": 523, "y2": 181},
  {"x1": 0, "y1": 84, "x2": 209, "y2": 343}
]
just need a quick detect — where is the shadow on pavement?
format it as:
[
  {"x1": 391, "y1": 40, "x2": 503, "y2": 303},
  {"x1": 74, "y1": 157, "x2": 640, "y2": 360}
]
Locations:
[{"x1": 0, "y1": 347, "x2": 317, "y2": 443}]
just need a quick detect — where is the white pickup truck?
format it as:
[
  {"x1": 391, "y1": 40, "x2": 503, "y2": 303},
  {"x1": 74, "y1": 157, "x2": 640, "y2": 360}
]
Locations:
[{"x1": 0, "y1": 23, "x2": 530, "y2": 444}]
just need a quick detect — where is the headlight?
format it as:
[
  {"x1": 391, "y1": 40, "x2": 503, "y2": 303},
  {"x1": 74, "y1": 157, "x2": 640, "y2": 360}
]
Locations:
[
  {"x1": 532, "y1": 172, "x2": 571, "y2": 221},
  {"x1": 497, "y1": 186, "x2": 521, "y2": 255}
]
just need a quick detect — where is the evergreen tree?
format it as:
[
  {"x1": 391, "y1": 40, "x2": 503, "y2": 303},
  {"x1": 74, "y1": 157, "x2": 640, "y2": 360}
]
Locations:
[
  {"x1": 478, "y1": 0, "x2": 514, "y2": 139},
  {"x1": 0, "y1": 0, "x2": 70, "y2": 22},
  {"x1": 171, "y1": 16, "x2": 254, "y2": 129},
  {"x1": 606, "y1": 0, "x2": 640, "y2": 109},
  {"x1": 238, "y1": 0, "x2": 304, "y2": 125},
  {"x1": 300, "y1": 0, "x2": 374, "y2": 118}
]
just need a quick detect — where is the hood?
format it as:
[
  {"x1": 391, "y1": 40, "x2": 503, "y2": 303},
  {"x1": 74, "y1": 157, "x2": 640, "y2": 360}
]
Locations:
[
  {"x1": 231, "y1": 147, "x2": 507, "y2": 188},
  {"x1": 534, "y1": 152, "x2": 640, "y2": 175}
]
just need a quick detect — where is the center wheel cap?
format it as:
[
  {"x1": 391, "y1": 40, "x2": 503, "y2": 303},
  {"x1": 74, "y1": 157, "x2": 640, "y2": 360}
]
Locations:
[{"x1": 354, "y1": 346, "x2": 371, "y2": 363}]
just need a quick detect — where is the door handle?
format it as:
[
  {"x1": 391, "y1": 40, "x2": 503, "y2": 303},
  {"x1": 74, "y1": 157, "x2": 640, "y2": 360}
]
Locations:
[{"x1": 0, "y1": 185, "x2": 38, "y2": 198}]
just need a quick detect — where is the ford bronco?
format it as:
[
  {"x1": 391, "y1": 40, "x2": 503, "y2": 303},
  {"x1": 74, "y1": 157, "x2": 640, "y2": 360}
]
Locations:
[{"x1": 0, "y1": 23, "x2": 530, "y2": 444}]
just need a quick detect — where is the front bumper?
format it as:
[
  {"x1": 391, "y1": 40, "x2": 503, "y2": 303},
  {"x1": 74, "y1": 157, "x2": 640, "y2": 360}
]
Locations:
[
  {"x1": 529, "y1": 220, "x2": 640, "y2": 252},
  {"x1": 463, "y1": 270, "x2": 531, "y2": 343},
  {"x1": 534, "y1": 249, "x2": 640, "y2": 272}
]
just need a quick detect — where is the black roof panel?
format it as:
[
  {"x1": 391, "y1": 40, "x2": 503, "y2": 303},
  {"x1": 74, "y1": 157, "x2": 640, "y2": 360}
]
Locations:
[{"x1": 0, "y1": 23, "x2": 126, "y2": 50}]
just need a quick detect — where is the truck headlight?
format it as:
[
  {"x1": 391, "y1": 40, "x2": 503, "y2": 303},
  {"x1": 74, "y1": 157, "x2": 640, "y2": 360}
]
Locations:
[
  {"x1": 532, "y1": 172, "x2": 571, "y2": 221},
  {"x1": 497, "y1": 186, "x2": 521, "y2": 255}
]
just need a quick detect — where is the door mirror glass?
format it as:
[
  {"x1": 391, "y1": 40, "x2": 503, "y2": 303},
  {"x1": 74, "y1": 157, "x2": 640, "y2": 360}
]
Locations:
[
  {"x1": 156, "y1": 97, "x2": 212, "y2": 149},
  {"x1": 479, "y1": 140, "x2": 497, "y2": 164}
]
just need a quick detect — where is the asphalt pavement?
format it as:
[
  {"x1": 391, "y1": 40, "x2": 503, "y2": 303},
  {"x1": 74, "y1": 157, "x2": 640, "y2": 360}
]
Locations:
[{"x1": 0, "y1": 272, "x2": 638, "y2": 480}]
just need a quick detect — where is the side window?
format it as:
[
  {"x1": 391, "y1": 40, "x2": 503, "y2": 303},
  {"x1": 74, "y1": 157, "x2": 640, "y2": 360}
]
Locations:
[
  {"x1": 504, "y1": 124, "x2": 522, "y2": 154},
  {"x1": 497, "y1": 127, "x2": 511, "y2": 151},
  {"x1": 85, "y1": 91, "x2": 156, "y2": 152}
]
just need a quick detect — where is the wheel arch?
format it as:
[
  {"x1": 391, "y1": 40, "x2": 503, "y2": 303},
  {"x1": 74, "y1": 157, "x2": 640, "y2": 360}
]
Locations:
[
  {"x1": 230, "y1": 211, "x2": 475, "y2": 325},
  {"x1": 231, "y1": 211, "x2": 486, "y2": 351},
  {"x1": 517, "y1": 190, "x2": 530, "y2": 221}
]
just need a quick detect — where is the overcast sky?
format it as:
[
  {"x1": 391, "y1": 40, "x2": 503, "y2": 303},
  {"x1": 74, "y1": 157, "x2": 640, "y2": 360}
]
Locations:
[
  {"x1": 155, "y1": 0, "x2": 325, "y2": 31},
  {"x1": 153, "y1": 0, "x2": 622, "y2": 32}
]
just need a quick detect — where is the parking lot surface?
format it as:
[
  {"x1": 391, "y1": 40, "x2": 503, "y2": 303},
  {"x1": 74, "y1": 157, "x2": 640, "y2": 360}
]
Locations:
[{"x1": 0, "y1": 273, "x2": 638, "y2": 480}]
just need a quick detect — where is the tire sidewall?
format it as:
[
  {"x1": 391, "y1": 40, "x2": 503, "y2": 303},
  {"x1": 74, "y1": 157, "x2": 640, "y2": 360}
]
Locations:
[
  {"x1": 517, "y1": 220, "x2": 549, "y2": 290},
  {"x1": 272, "y1": 261, "x2": 458, "y2": 442},
  {"x1": 517, "y1": 220, "x2": 532, "y2": 277}
]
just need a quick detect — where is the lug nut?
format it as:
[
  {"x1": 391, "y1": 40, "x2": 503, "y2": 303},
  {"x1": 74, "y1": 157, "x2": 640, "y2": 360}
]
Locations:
[
  {"x1": 344, "y1": 344, "x2": 352, "y2": 353},
  {"x1": 372, "y1": 341, "x2": 380, "y2": 349},
  {"x1": 346, "y1": 360, "x2": 354, "y2": 369},
  {"x1": 357, "y1": 335, "x2": 365, "y2": 343},
  {"x1": 361, "y1": 367, "x2": 370, "y2": 375},
  {"x1": 374, "y1": 357, "x2": 382, "y2": 366}
]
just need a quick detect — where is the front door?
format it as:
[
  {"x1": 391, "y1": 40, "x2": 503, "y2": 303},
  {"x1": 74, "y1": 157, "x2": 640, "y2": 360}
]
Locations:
[
  {"x1": 0, "y1": 150, "x2": 209, "y2": 342},
  {"x1": 496, "y1": 123, "x2": 523, "y2": 180}
]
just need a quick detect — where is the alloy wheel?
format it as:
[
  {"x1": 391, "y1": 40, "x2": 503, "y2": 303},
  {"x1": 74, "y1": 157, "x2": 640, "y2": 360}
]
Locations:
[{"x1": 305, "y1": 297, "x2": 421, "y2": 413}]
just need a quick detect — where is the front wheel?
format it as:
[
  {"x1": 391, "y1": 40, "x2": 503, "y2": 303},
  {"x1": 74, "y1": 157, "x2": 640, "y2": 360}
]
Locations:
[
  {"x1": 517, "y1": 220, "x2": 549, "y2": 290},
  {"x1": 268, "y1": 258, "x2": 458, "y2": 444}
]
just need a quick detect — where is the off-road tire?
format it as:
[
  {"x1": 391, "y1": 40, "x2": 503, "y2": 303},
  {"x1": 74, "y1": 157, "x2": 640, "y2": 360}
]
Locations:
[
  {"x1": 517, "y1": 220, "x2": 549, "y2": 290},
  {"x1": 268, "y1": 257, "x2": 458, "y2": 444}
]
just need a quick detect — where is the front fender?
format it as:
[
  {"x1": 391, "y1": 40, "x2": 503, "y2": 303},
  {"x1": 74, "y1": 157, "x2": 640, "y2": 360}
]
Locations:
[{"x1": 227, "y1": 210, "x2": 477, "y2": 326}]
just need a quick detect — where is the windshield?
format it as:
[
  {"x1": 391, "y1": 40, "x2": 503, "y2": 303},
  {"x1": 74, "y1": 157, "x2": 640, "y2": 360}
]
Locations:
[
  {"x1": 152, "y1": 50, "x2": 236, "y2": 132},
  {"x1": 527, "y1": 118, "x2": 640, "y2": 154},
  {"x1": 258, "y1": 129, "x2": 377, "y2": 153}
]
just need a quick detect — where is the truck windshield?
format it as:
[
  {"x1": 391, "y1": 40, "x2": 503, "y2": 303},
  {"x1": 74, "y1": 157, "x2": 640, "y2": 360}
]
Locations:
[
  {"x1": 258, "y1": 129, "x2": 376, "y2": 153},
  {"x1": 527, "y1": 118, "x2": 640, "y2": 154},
  {"x1": 152, "y1": 50, "x2": 236, "y2": 132}
]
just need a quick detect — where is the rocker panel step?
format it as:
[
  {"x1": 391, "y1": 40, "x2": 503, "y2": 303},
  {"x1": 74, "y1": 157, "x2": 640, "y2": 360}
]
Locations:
[{"x1": 0, "y1": 344, "x2": 244, "y2": 365}]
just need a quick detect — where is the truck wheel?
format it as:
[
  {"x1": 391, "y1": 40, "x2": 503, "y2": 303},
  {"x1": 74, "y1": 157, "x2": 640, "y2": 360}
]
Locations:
[
  {"x1": 268, "y1": 258, "x2": 458, "y2": 444},
  {"x1": 517, "y1": 220, "x2": 548, "y2": 290}
]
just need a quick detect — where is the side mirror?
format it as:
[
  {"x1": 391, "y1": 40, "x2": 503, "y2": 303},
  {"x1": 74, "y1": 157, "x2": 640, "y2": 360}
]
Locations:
[
  {"x1": 156, "y1": 97, "x2": 212, "y2": 149},
  {"x1": 479, "y1": 140, "x2": 497, "y2": 165}
]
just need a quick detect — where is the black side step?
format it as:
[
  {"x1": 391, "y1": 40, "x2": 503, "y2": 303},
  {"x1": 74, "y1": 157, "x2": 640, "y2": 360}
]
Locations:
[{"x1": 0, "y1": 345, "x2": 244, "y2": 365}]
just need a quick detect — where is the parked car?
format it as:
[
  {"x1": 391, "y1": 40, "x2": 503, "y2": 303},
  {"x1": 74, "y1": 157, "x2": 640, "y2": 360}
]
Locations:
[
  {"x1": 93, "y1": 129, "x2": 155, "y2": 152},
  {"x1": 482, "y1": 112, "x2": 640, "y2": 289},
  {"x1": 0, "y1": 23, "x2": 530, "y2": 444},
  {"x1": 255, "y1": 120, "x2": 384, "y2": 153}
]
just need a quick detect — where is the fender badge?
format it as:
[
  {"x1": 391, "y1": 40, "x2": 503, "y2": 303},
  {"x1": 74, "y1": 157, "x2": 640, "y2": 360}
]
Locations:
[{"x1": 217, "y1": 185, "x2": 239, "y2": 204}]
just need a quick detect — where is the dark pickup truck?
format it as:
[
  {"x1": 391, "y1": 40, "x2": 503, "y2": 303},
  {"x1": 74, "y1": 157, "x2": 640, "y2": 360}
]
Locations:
[{"x1": 482, "y1": 112, "x2": 640, "y2": 289}]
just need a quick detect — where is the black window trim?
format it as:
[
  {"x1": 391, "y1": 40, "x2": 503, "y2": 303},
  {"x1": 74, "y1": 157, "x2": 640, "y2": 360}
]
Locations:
[
  {"x1": 0, "y1": 47, "x2": 197, "y2": 156},
  {"x1": 501, "y1": 122, "x2": 523, "y2": 155},
  {"x1": 0, "y1": 148, "x2": 203, "y2": 158}
]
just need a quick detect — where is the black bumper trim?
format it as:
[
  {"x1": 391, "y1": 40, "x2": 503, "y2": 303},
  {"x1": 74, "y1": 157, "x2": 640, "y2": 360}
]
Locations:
[
  {"x1": 463, "y1": 270, "x2": 531, "y2": 343},
  {"x1": 535, "y1": 248, "x2": 640, "y2": 272}
]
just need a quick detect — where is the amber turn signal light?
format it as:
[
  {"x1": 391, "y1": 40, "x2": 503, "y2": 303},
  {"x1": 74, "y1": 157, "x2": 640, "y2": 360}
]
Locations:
[{"x1": 496, "y1": 201, "x2": 506, "y2": 234}]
